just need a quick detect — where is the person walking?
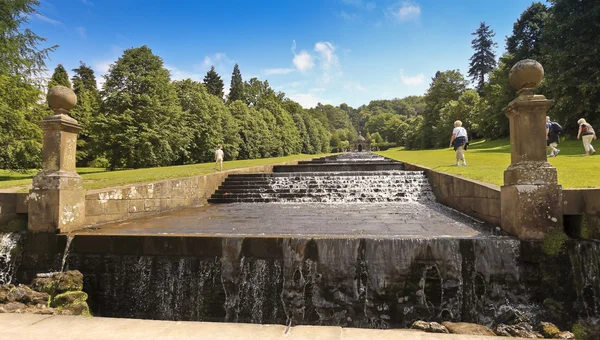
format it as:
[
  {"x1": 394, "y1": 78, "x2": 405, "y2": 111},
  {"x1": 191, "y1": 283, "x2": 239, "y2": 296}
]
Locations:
[
  {"x1": 577, "y1": 118, "x2": 597, "y2": 156},
  {"x1": 449, "y1": 120, "x2": 468, "y2": 166},
  {"x1": 214, "y1": 144, "x2": 224, "y2": 171},
  {"x1": 546, "y1": 116, "x2": 562, "y2": 157}
]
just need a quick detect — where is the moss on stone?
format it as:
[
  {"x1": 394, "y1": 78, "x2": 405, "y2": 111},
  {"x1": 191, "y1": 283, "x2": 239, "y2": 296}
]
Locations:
[
  {"x1": 51, "y1": 291, "x2": 91, "y2": 316},
  {"x1": 543, "y1": 298, "x2": 564, "y2": 320},
  {"x1": 542, "y1": 231, "x2": 568, "y2": 256},
  {"x1": 573, "y1": 323, "x2": 589, "y2": 340},
  {"x1": 0, "y1": 218, "x2": 27, "y2": 233}
]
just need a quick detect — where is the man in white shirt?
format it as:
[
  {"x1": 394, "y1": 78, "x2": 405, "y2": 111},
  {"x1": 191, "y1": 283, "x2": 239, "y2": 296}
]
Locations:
[
  {"x1": 449, "y1": 120, "x2": 468, "y2": 166},
  {"x1": 215, "y1": 144, "x2": 224, "y2": 171}
]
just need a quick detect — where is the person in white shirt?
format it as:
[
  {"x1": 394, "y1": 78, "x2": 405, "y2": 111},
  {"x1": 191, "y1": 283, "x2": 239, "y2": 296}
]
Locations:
[
  {"x1": 449, "y1": 120, "x2": 468, "y2": 166},
  {"x1": 215, "y1": 144, "x2": 224, "y2": 171}
]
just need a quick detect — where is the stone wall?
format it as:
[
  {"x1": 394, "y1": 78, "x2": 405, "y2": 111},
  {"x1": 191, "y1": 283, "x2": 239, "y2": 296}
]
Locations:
[
  {"x1": 84, "y1": 161, "x2": 305, "y2": 226},
  {"x1": 0, "y1": 193, "x2": 28, "y2": 228},
  {"x1": 402, "y1": 163, "x2": 501, "y2": 226}
]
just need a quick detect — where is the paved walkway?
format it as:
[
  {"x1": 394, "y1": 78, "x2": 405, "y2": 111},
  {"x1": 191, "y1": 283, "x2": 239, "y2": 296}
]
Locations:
[
  {"x1": 73, "y1": 202, "x2": 500, "y2": 239},
  {"x1": 0, "y1": 314, "x2": 522, "y2": 340}
]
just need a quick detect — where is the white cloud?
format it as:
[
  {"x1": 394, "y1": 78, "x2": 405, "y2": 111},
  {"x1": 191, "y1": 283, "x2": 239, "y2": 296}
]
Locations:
[
  {"x1": 165, "y1": 64, "x2": 203, "y2": 81},
  {"x1": 342, "y1": 0, "x2": 363, "y2": 5},
  {"x1": 81, "y1": 0, "x2": 94, "y2": 6},
  {"x1": 291, "y1": 41, "x2": 315, "y2": 72},
  {"x1": 76, "y1": 27, "x2": 86, "y2": 38},
  {"x1": 289, "y1": 93, "x2": 330, "y2": 109},
  {"x1": 392, "y1": 2, "x2": 421, "y2": 22},
  {"x1": 344, "y1": 81, "x2": 368, "y2": 92},
  {"x1": 264, "y1": 68, "x2": 295, "y2": 75},
  {"x1": 400, "y1": 69, "x2": 425, "y2": 85},
  {"x1": 199, "y1": 53, "x2": 234, "y2": 71},
  {"x1": 31, "y1": 13, "x2": 62, "y2": 26},
  {"x1": 314, "y1": 42, "x2": 341, "y2": 83}
]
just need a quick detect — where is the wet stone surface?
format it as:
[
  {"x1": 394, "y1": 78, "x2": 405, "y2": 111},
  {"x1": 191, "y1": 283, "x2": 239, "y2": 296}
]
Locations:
[{"x1": 73, "y1": 202, "x2": 499, "y2": 239}]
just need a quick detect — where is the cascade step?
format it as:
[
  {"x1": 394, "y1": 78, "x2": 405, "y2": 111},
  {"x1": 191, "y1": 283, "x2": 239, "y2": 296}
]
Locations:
[{"x1": 209, "y1": 152, "x2": 434, "y2": 204}]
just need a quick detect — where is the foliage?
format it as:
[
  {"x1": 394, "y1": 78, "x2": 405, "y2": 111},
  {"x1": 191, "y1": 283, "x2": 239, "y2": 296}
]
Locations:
[
  {"x1": 203, "y1": 66, "x2": 224, "y2": 99},
  {"x1": 468, "y1": 22, "x2": 497, "y2": 92},
  {"x1": 48, "y1": 64, "x2": 71, "y2": 89},
  {"x1": 243, "y1": 77, "x2": 284, "y2": 107},
  {"x1": 438, "y1": 90, "x2": 483, "y2": 142},
  {"x1": 542, "y1": 0, "x2": 600, "y2": 132},
  {"x1": 0, "y1": 0, "x2": 56, "y2": 171},
  {"x1": 228, "y1": 63, "x2": 244, "y2": 102},
  {"x1": 421, "y1": 70, "x2": 468, "y2": 148},
  {"x1": 93, "y1": 46, "x2": 186, "y2": 169},
  {"x1": 71, "y1": 62, "x2": 100, "y2": 166}
]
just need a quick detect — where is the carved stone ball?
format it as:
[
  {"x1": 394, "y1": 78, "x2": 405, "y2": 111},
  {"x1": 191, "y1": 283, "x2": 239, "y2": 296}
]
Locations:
[
  {"x1": 509, "y1": 59, "x2": 544, "y2": 91},
  {"x1": 47, "y1": 86, "x2": 77, "y2": 112}
]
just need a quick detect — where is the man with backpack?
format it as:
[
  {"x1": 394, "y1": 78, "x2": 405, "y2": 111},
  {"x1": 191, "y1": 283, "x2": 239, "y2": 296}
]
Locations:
[{"x1": 546, "y1": 116, "x2": 562, "y2": 157}]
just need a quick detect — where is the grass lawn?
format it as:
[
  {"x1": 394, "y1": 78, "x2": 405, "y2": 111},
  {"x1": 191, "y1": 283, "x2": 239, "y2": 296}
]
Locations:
[
  {"x1": 377, "y1": 139, "x2": 600, "y2": 188},
  {"x1": 0, "y1": 154, "x2": 330, "y2": 191}
]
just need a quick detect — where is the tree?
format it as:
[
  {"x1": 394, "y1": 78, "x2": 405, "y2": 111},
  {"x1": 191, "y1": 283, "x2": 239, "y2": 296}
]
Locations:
[
  {"x1": 48, "y1": 64, "x2": 71, "y2": 89},
  {"x1": 203, "y1": 66, "x2": 224, "y2": 99},
  {"x1": 93, "y1": 46, "x2": 186, "y2": 169},
  {"x1": 421, "y1": 70, "x2": 467, "y2": 148},
  {"x1": 174, "y1": 79, "x2": 240, "y2": 163},
  {"x1": 71, "y1": 63, "x2": 101, "y2": 166},
  {"x1": 468, "y1": 22, "x2": 497, "y2": 92},
  {"x1": 0, "y1": 0, "x2": 57, "y2": 170},
  {"x1": 228, "y1": 63, "x2": 244, "y2": 102},
  {"x1": 506, "y1": 2, "x2": 548, "y2": 62},
  {"x1": 439, "y1": 90, "x2": 484, "y2": 139},
  {"x1": 542, "y1": 0, "x2": 600, "y2": 131},
  {"x1": 243, "y1": 78, "x2": 284, "y2": 107}
]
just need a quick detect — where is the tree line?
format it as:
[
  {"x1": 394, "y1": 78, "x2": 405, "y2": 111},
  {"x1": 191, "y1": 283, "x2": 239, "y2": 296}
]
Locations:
[{"x1": 1, "y1": 0, "x2": 598, "y2": 171}]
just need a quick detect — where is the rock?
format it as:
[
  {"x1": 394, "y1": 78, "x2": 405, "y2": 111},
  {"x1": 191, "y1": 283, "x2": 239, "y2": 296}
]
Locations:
[
  {"x1": 497, "y1": 305, "x2": 530, "y2": 325},
  {"x1": 6, "y1": 285, "x2": 29, "y2": 303},
  {"x1": 411, "y1": 320, "x2": 429, "y2": 331},
  {"x1": 429, "y1": 322, "x2": 449, "y2": 334},
  {"x1": 51, "y1": 291, "x2": 90, "y2": 317},
  {"x1": 27, "y1": 291, "x2": 49, "y2": 306},
  {"x1": 495, "y1": 324, "x2": 512, "y2": 337},
  {"x1": 540, "y1": 322, "x2": 561, "y2": 338},
  {"x1": 31, "y1": 270, "x2": 84, "y2": 295},
  {"x1": 0, "y1": 302, "x2": 26, "y2": 313},
  {"x1": 52, "y1": 291, "x2": 88, "y2": 308},
  {"x1": 442, "y1": 322, "x2": 496, "y2": 336},
  {"x1": 554, "y1": 331, "x2": 575, "y2": 339},
  {"x1": 506, "y1": 322, "x2": 541, "y2": 338},
  {"x1": 0, "y1": 285, "x2": 13, "y2": 302}
]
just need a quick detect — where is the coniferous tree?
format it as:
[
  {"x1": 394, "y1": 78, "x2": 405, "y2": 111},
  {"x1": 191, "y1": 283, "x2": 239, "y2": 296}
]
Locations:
[
  {"x1": 203, "y1": 66, "x2": 224, "y2": 99},
  {"x1": 468, "y1": 22, "x2": 497, "y2": 92},
  {"x1": 93, "y1": 46, "x2": 186, "y2": 169},
  {"x1": 0, "y1": 0, "x2": 56, "y2": 170},
  {"x1": 228, "y1": 63, "x2": 244, "y2": 102},
  {"x1": 48, "y1": 64, "x2": 71, "y2": 88}
]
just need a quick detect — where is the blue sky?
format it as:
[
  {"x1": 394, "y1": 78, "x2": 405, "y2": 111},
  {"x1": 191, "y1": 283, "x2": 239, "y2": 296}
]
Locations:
[{"x1": 29, "y1": 0, "x2": 536, "y2": 108}]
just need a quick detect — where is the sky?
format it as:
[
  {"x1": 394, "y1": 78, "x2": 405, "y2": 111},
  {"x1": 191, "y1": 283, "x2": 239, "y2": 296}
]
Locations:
[{"x1": 28, "y1": 0, "x2": 537, "y2": 108}]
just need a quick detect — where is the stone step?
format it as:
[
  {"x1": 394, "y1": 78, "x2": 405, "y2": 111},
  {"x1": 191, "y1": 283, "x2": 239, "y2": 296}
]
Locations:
[
  {"x1": 272, "y1": 163, "x2": 405, "y2": 172},
  {"x1": 226, "y1": 171, "x2": 424, "y2": 178}
]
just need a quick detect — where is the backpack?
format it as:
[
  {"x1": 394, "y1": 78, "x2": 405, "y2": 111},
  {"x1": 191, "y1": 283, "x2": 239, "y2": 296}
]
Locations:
[{"x1": 550, "y1": 122, "x2": 563, "y2": 134}]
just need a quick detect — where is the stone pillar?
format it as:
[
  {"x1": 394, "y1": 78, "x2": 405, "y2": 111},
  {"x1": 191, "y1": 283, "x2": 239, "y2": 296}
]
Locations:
[
  {"x1": 28, "y1": 86, "x2": 85, "y2": 233},
  {"x1": 500, "y1": 60, "x2": 563, "y2": 240}
]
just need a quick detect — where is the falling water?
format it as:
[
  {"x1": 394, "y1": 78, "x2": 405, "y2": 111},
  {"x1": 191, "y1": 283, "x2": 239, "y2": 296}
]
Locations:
[
  {"x1": 60, "y1": 235, "x2": 74, "y2": 272},
  {"x1": 0, "y1": 233, "x2": 23, "y2": 285},
  {"x1": 263, "y1": 171, "x2": 434, "y2": 203}
]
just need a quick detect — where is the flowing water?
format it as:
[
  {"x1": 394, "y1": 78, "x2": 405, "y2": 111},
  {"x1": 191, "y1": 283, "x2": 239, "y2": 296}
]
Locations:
[{"x1": 0, "y1": 233, "x2": 23, "y2": 285}]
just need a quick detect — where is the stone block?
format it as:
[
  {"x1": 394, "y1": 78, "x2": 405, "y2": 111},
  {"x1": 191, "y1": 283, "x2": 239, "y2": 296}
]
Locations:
[
  {"x1": 85, "y1": 199, "x2": 107, "y2": 216},
  {"x1": 144, "y1": 199, "x2": 162, "y2": 212},
  {"x1": 122, "y1": 185, "x2": 148, "y2": 200},
  {"x1": 128, "y1": 199, "x2": 145, "y2": 213},
  {"x1": 105, "y1": 200, "x2": 128, "y2": 215},
  {"x1": 562, "y1": 189, "x2": 584, "y2": 215},
  {"x1": 501, "y1": 184, "x2": 563, "y2": 240},
  {"x1": 183, "y1": 237, "x2": 223, "y2": 257},
  {"x1": 143, "y1": 236, "x2": 183, "y2": 256},
  {"x1": 72, "y1": 235, "x2": 112, "y2": 254},
  {"x1": 28, "y1": 188, "x2": 86, "y2": 233}
]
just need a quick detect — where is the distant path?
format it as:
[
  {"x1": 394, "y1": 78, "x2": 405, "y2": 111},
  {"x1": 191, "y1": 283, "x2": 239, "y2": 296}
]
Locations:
[{"x1": 0, "y1": 314, "x2": 523, "y2": 339}]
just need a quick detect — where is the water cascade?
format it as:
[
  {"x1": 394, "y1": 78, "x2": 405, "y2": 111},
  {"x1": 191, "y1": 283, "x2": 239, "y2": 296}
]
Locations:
[{"x1": 0, "y1": 233, "x2": 23, "y2": 285}]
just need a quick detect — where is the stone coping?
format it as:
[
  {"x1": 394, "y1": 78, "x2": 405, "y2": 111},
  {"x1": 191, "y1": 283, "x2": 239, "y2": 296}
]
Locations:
[{"x1": 0, "y1": 313, "x2": 525, "y2": 340}]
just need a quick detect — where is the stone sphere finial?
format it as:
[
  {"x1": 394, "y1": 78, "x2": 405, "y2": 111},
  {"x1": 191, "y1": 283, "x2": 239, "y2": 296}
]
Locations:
[
  {"x1": 509, "y1": 59, "x2": 544, "y2": 92},
  {"x1": 47, "y1": 86, "x2": 77, "y2": 114}
]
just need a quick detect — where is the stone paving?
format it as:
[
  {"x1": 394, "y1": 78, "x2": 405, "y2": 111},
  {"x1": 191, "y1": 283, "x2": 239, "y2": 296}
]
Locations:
[
  {"x1": 0, "y1": 314, "x2": 525, "y2": 340},
  {"x1": 73, "y1": 202, "x2": 503, "y2": 239}
]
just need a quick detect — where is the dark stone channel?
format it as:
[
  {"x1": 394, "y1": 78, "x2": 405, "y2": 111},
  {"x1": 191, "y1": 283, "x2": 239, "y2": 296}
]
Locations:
[{"x1": 16, "y1": 233, "x2": 600, "y2": 332}]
